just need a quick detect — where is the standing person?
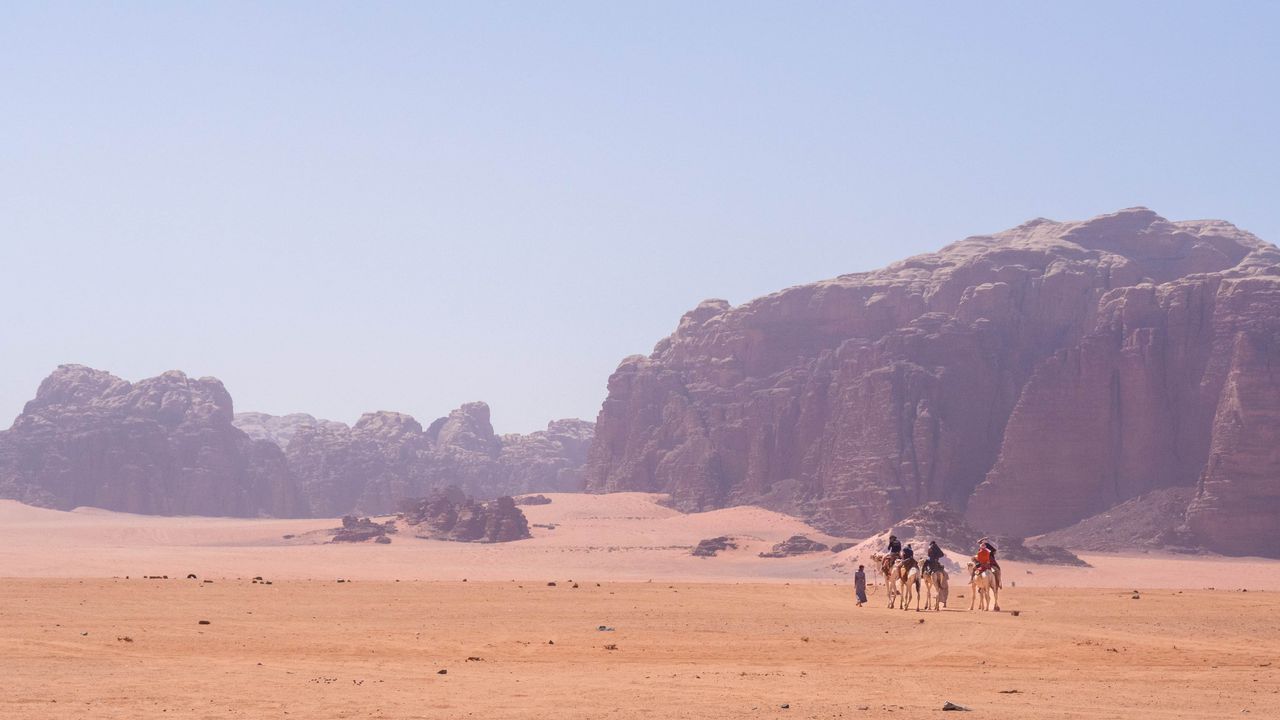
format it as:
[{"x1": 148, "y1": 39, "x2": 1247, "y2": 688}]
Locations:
[{"x1": 854, "y1": 565, "x2": 867, "y2": 606}]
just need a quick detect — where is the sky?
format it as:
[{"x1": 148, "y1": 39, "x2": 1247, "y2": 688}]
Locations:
[{"x1": 1, "y1": 2, "x2": 1277, "y2": 433}]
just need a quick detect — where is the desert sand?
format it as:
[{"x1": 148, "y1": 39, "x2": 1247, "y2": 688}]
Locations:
[
  {"x1": 3, "y1": 579, "x2": 1278, "y2": 719},
  {"x1": 3, "y1": 493, "x2": 1279, "y2": 719}
]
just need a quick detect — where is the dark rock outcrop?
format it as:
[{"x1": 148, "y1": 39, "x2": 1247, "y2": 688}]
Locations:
[
  {"x1": 399, "y1": 487, "x2": 531, "y2": 543},
  {"x1": 330, "y1": 515, "x2": 396, "y2": 543},
  {"x1": 691, "y1": 536, "x2": 738, "y2": 557},
  {"x1": 584, "y1": 209, "x2": 1280, "y2": 556},
  {"x1": 0, "y1": 365, "x2": 304, "y2": 517},
  {"x1": 515, "y1": 494, "x2": 553, "y2": 506},
  {"x1": 759, "y1": 535, "x2": 829, "y2": 557}
]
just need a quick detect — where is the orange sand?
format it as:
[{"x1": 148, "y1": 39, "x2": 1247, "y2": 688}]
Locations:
[
  {"x1": 3, "y1": 494, "x2": 1279, "y2": 719},
  {"x1": 2, "y1": 579, "x2": 1277, "y2": 719}
]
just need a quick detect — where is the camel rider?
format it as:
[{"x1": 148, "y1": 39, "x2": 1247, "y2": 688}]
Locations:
[
  {"x1": 973, "y1": 538, "x2": 1001, "y2": 589},
  {"x1": 901, "y1": 543, "x2": 916, "y2": 570},
  {"x1": 881, "y1": 534, "x2": 903, "y2": 575},
  {"x1": 926, "y1": 540, "x2": 945, "y2": 573}
]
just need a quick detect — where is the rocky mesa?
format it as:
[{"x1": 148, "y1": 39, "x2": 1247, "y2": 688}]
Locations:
[
  {"x1": 0, "y1": 366, "x2": 594, "y2": 518},
  {"x1": 584, "y1": 208, "x2": 1280, "y2": 556},
  {"x1": 0, "y1": 365, "x2": 304, "y2": 517}
]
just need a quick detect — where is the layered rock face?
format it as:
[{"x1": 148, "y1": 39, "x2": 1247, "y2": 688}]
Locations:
[
  {"x1": 0, "y1": 365, "x2": 304, "y2": 517},
  {"x1": 585, "y1": 209, "x2": 1280, "y2": 555},
  {"x1": 248, "y1": 403, "x2": 595, "y2": 517}
]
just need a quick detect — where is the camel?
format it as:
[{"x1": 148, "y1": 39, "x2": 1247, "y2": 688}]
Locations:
[
  {"x1": 922, "y1": 565, "x2": 948, "y2": 611},
  {"x1": 895, "y1": 560, "x2": 921, "y2": 611},
  {"x1": 870, "y1": 553, "x2": 899, "y2": 608},
  {"x1": 967, "y1": 562, "x2": 1000, "y2": 611}
]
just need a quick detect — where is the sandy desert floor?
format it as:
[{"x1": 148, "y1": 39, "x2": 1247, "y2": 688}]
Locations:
[
  {"x1": 4, "y1": 493, "x2": 1280, "y2": 589},
  {"x1": 2, "y1": 493, "x2": 1279, "y2": 718},
  {"x1": 2, "y1": 579, "x2": 1277, "y2": 720}
]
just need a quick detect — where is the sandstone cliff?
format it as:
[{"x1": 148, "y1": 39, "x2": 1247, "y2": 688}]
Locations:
[
  {"x1": 584, "y1": 209, "x2": 1280, "y2": 555},
  {"x1": 0, "y1": 365, "x2": 304, "y2": 517}
]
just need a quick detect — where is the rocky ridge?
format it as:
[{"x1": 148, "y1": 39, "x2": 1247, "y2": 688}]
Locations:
[
  {"x1": 0, "y1": 365, "x2": 593, "y2": 519},
  {"x1": 259, "y1": 403, "x2": 594, "y2": 517},
  {"x1": 584, "y1": 208, "x2": 1280, "y2": 556},
  {"x1": 0, "y1": 365, "x2": 304, "y2": 517}
]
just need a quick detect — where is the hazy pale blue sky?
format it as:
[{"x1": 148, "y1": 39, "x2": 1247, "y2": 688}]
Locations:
[{"x1": 2, "y1": 2, "x2": 1277, "y2": 432}]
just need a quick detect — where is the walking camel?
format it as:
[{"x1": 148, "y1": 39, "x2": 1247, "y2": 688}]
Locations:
[
  {"x1": 923, "y1": 566, "x2": 948, "y2": 611},
  {"x1": 967, "y1": 562, "x2": 1000, "y2": 611}
]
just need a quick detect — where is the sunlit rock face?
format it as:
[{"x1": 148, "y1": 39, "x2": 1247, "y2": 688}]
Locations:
[{"x1": 584, "y1": 208, "x2": 1280, "y2": 555}]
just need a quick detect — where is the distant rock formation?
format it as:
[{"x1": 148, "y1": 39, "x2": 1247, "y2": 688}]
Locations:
[
  {"x1": 515, "y1": 494, "x2": 553, "y2": 506},
  {"x1": 0, "y1": 365, "x2": 304, "y2": 517},
  {"x1": 268, "y1": 403, "x2": 594, "y2": 517},
  {"x1": 233, "y1": 412, "x2": 347, "y2": 448},
  {"x1": 691, "y1": 536, "x2": 738, "y2": 557},
  {"x1": 0, "y1": 365, "x2": 592, "y2": 519},
  {"x1": 330, "y1": 515, "x2": 396, "y2": 543},
  {"x1": 584, "y1": 209, "x2": 1280, "y2": 556},
  {"x1": 399, "y1": 487, "x2": 531, "y2": 543},
  {"x1": 759, "y1": 535, "x2": 829, "y2": 558}
]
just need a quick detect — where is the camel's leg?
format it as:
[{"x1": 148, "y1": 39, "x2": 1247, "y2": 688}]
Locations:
[
  {"x1": 969, "y1": 584, "x2": 976, "y2": 611},
  {"x1": 991, "y1": 585, "x2": 1000, "y2": 613}
]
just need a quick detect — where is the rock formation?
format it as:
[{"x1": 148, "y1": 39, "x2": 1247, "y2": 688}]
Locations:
[
  {"x1": 515, "y1": 494, "x2": 553, "y2": 506},
  {"x1": 758, "y1": 535, "x2": 829, "y2": 557},
  {"x1": 274, "y1": 404, "x2": 594, "y2": 516},
  {"x1": 0, "y1": 365, "x2": 592, "y2": 519},
  {"x1": 233, "y1": 412, "x2": 347, "y2": 448},
  {"x1": 691, "y1": 536, "x2": 738, "y2": 557},
  {"x1": 330, "y1": 515, "x2": 396, "y2": 543},
  {"x1": 584, "y1": 209, "x2": 1280, "y2": 555},
  {"x1": 399, "y1": 487, "x2": 531, "y2": 543},
  {"x1": 0, "y1": 365, "x2": 304, "y2": 517}
]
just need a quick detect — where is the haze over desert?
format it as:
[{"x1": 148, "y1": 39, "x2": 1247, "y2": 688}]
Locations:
[{"x1": 5, "y1": 3, "x2": 1280, "y2": 719}]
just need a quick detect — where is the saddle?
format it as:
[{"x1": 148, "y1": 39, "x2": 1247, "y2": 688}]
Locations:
[
  {"x1": 922, "y1": 558, "x2": 942, "y2": 575},
  {"x1": 900, "y1": 557, "x2": 917, "y2": 572}
]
